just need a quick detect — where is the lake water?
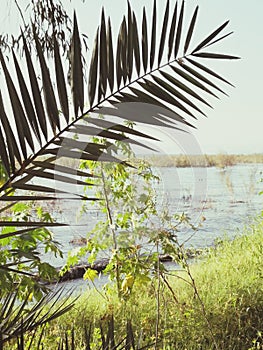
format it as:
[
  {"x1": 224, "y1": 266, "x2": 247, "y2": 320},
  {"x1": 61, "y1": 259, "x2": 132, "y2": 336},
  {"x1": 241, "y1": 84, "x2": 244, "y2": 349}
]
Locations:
[{"x1": 47, "y1": 164, "x2": 262, "y2": 268}]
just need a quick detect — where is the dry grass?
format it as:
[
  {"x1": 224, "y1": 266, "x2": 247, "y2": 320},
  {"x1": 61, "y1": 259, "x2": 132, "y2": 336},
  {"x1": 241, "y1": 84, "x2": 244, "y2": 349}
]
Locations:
[{"x1": 145, "y1": 153, "x2": 263, "y2": 168}]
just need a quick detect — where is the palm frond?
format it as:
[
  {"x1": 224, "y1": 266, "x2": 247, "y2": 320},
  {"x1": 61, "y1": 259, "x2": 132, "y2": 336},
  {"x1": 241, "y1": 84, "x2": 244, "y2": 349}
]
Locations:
[
  {"x1": 0, "y1": 288, "x2": 76, "y2": 344},
  {"x1": 0, "y1": 0, "x2": 239, "y2": 228}
]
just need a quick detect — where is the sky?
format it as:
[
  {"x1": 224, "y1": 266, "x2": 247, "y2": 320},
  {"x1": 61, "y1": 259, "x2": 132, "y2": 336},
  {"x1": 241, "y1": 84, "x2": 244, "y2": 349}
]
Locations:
[{"x1": 1, "y1": 0, "x2": 263, "y2": 155}]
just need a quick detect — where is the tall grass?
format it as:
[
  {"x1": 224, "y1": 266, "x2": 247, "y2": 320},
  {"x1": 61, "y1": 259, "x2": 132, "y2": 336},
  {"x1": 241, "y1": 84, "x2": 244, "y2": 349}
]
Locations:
[
  {"x1": 8, "y1": 218, "x2": 263, "y2": 349},
  {"x1": 6, "y1": 217, "x2": 263, "y2": 350}
]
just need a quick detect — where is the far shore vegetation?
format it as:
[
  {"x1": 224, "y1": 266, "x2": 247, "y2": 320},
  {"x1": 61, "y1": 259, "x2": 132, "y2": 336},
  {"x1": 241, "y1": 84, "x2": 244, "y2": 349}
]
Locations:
[
  {"x1": 49, "y1": 153, "x2": 263, "y2": 170},
  {"x1": 144, "y1": 153, "x2": 263, "y2": 168}
]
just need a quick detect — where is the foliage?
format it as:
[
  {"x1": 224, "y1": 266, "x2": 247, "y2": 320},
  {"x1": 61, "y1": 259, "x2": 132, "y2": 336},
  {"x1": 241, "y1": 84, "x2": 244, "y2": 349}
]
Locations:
[
  {"x1": 64, "y1": 136, "x2": 161, "y2": 298},
  {"x1": 62, "y1": 135, "x2": 216, "y2": 349},
  {"x1": 0, "y1": 191, "x2": 63, "y2": 298},
  {"x1": 63, "y1": 135, "x2": 204, "y2": 302},
  {"x1": 35, "y1": 218, "x2": 263, "y2": 349},
  {"x1": 0, "y1": 0, "x2": 239, "y2": 346},
  {"x1": 0, "y1": 0, "x2": 87, "y2": 57}
]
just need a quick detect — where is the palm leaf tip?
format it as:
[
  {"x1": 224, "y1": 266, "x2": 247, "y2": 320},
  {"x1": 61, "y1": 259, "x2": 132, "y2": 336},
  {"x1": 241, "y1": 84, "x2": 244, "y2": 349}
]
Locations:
[
  {"x1": 71, "y1": 11, "x2": 84, "y2": 117},
  {"x1": 183, "y1": 6, "x2": 199, "y2": 55},
  {"x1": 142, "y1": 6, "x2": 148, "y2": 73},
  {"x1": 174, "y1": 0, "x2": 184, "y2": 59},
  {"x1": 88, "y1": 28, "x2": 99, "y2": 107},
  {"x1": 158, "y1": 0, "x2": 169, "y2": 66},
  {"x1": 107, "y1": 17, "x2": 114, "y2": 92},
  {"x1": 99, "y1": 7, "x2": 108, "y2": 97},
  {"x1": 127, "y1": 1, "x2": 133, "y2": 82},
  {"x1": 192, "y1": 52, "x2": 240, "y2": 60}
]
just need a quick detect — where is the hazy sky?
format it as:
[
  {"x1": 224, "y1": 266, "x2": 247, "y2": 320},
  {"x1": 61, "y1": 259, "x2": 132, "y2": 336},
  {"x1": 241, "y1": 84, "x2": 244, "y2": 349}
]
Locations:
[{"x1": 1, "y1": 0, "x2": 263, "y2": 155}]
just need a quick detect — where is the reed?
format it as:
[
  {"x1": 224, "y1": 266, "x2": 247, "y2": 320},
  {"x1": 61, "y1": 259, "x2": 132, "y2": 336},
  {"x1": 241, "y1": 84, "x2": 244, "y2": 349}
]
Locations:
[{"x1": 145, "y1": 153, "x2": 263, "y2": 168}]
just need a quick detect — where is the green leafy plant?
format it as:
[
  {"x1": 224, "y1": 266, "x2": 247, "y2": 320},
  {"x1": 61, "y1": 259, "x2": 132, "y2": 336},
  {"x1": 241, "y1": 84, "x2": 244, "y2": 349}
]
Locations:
[
  {"x1": 62, "y1": 135, "x2": 217, "y2": 347},
  {"x1": 63, "y1": 135, "x2": 158, "y2": 296},
  {"x1": 0, "y1": 195, "x2": 63, "y2": 298}
]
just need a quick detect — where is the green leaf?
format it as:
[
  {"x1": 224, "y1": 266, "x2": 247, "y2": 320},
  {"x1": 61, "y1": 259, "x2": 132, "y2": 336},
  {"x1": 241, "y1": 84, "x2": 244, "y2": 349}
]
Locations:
[
  {"x1": 12, "y1": 202, "x2": 29, "y2": 213},
  {"x1": 83, "y1": 268, "x2": 98, "y2": 281}
]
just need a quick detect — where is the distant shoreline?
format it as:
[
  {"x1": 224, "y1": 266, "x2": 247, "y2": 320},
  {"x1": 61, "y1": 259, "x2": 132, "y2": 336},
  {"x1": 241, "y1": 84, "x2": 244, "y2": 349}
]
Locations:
[
  {"x1": 41, "y1": 153, "x2": 263, "y2": 169},
  {"x1": 141, "y1": 153, "x2": 263, "y2": 168}
]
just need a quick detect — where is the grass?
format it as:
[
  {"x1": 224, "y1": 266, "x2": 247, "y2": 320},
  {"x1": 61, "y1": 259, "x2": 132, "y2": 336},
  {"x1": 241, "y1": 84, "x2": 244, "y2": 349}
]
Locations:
[
  {"x1": 6, "y1": 217, "x2": 263, "y2": 349},
  {"x1": 145, "y1": 153, "x2": 263, "y2": 168}
]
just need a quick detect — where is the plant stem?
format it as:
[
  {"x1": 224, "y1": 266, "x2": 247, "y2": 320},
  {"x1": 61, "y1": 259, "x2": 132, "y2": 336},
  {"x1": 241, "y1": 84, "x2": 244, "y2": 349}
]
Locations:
[
  {"x1": 100, "y1": 164, "x2": 121, "y2": 298},
  {"x1": 154, "y1": 241, "x2": 160, "y2": 350}
]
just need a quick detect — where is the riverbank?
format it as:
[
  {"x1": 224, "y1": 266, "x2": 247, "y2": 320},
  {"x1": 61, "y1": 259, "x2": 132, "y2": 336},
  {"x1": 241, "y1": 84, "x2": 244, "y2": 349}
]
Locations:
[
  {"x1": 20, "y1": 216, "x2": 263, "y2": 349},
  {"x1": 144, "y1": 153, "x2": 263, "y2": 168}
]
